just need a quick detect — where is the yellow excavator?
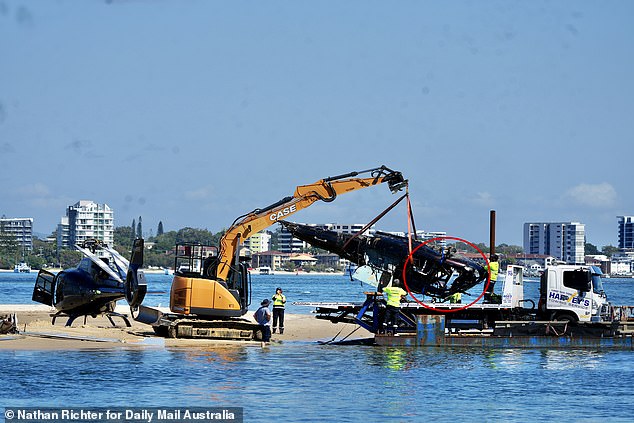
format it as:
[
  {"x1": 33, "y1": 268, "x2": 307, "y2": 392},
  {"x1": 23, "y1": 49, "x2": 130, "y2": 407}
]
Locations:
[{"x1": 129, "y1": 165, "x2": 407, "y2": 339}]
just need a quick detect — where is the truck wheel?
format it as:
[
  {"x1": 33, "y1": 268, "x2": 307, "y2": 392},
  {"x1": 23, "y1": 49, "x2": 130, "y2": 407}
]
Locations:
[{"x1": 553, "y1": 313, "x2": 577, "y2": 323}]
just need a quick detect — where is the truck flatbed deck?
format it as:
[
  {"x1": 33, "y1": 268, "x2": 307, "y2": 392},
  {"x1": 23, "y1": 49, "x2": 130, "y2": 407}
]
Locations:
[
  {"x1": 381, "y1": 315, "x2": 634, "y2": 349},
  {"x1": 295, "y1": 296, "x2": 634, "y2": 349}
]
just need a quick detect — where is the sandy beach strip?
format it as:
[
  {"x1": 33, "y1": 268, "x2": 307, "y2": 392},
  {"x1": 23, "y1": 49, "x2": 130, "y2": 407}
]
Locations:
[{"x1": 0, "y1": 305, "x2": 371, "y2": 350}]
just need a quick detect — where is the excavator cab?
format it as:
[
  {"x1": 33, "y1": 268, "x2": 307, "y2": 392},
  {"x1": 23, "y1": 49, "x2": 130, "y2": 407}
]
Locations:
[
  {"x1": 171, "y1": 244, "x2": 251, "y2": 319},
  {"x1": 174, "y1": 244, "x2": 218, "y2": 277}
]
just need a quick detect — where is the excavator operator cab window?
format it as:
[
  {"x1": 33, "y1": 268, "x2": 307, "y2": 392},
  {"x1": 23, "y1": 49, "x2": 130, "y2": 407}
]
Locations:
[{"x1": 174, "y1": 243, "x2": 219, "y2": 279}]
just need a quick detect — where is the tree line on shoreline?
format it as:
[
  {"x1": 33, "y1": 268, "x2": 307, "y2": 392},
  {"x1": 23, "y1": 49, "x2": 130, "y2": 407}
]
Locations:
[
  {"x1": 0, "y1": 224, "x2": 249, "y2": 270},
  {"x1": 0, "y1": 223, "x2": 620, "y2": 271}
]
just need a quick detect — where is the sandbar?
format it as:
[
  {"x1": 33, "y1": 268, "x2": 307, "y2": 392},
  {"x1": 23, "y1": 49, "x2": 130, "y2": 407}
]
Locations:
[{"x1": 0, "y1": 305, "x2": 370, "y2": 350}]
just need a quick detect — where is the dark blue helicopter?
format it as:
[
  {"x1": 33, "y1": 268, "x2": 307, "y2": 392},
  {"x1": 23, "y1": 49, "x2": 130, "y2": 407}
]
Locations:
[
  {"x1": 279, "y1": 221, "x2": 488, "y2": 299},
  {"x1": 32, "y1": 239, "x2": 146, "y2": 327}
]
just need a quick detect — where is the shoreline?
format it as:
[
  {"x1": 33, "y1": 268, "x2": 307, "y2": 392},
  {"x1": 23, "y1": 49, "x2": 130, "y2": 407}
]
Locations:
[
  {"x1": 0, "y1": 305, "x2": 370, "y2": 350},
  {"x1": 0, "y1": 268, "x2": 346, "y2": 276}
]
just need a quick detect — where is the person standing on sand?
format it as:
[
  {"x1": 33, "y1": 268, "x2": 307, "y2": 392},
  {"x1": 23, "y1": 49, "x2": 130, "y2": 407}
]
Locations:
[
  {"x1": 271, "y1": 287, "x2": 286, "y2": 334},
  {"x1": 253, "y1": 299, "x2": 272, "y2": 344}
]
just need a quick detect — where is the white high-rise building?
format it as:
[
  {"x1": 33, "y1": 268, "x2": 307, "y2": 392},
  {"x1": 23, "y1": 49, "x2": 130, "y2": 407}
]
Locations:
[
  {"x1": 0, "y1": 217, "x2": 34, "y2": 251},
  {"x1": 57, "y1": 216, "x2": 70, "y2": 249},
  {"x1": 523, "y1": 222, "x2": 585, "y2": 264},
  {"x1": 57, "y1": 200, "x2": 114, "y2": 249},
  {"x1": 245, "y1": 232, "x2": 271, "y2": 253}
]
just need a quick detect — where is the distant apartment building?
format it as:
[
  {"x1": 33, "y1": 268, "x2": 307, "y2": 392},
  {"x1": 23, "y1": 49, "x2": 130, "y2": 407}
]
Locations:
[
  {"x1": 251, "y1": 251, "x2": 289, "y2": 271},
  {"x1": 0, "y1": 217, "x2": 34, "y2": 251},
  {"x1": 245, "y1": 232, "x2": 271, "y2": 253},
  {"x1": 608, "y1": 216, "x2": 634, "y2": 275},
  {"x1": 57, "y1": 200, "x2": 114, "y2": 249},
  {"x1": 278, "y1": 226, "x2": 309, "y2": 253},
  {"x1": 608, "y1": 254, "x2": 634, "y2": 275},
  {"x1": 523, "y1": 222, "x2": 585, "y2": 264},
  {"x1": 314, "y1": 253, "x2": 345, "y2": 268},
  {"x1": 617, "y1": 216, "x2": 634, "y2": 252},
  {"x1": 57, "y1": 216, "x2": 70, "y2": 249}
]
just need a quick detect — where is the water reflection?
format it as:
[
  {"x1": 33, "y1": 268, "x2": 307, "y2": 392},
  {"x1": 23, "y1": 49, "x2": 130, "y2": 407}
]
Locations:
[
  {"x1": 366, "y1": 347, "x2": 419, "y2": 371},
  {"x1": 166, "y1": 345, "x2": 249, "y2": 368},
  {"x1": 2, "y1": 341, "x2": 634, "y2": 422},
  {"x1": 538, "y1": 349, "x2": 604, "y2": 370}
]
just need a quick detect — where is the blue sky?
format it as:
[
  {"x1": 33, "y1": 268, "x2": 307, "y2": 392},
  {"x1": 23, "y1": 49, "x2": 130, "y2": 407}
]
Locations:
[{"x1": 1, "y1": 1, "x2": 632, "y2": 247}]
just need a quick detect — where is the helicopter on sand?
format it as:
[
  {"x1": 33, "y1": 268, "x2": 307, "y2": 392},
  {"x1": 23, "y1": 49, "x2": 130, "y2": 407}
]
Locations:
[{"x1": 32, "y1": 239, "x2": 146, "y2": 327}]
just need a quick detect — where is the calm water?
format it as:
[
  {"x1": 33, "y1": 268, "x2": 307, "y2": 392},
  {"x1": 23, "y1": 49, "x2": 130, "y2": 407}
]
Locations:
[
  {"x1": 1, "y1": 344, "x2": 634, "y2": 421},
  {"x1": 1, "y1": 272, "x2": 634, "y2": 422},
  {"x1": 3, "y1": 271, "x2": 634, "y2": 311},
  {"x1": 0, "y1": 272, "x2": 373, "y2": 314}
]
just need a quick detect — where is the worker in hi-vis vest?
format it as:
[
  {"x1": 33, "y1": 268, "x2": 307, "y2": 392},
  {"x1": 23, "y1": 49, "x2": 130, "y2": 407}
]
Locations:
[
  {"x1": 448, "y1": 292, "x2": 462, "y2": 304},
  {"x1": 484, "y1": 254, "x2": 500, "y2": 303},
  {"x1": 271, "y1": 287, "x2": 286, "y2": 334},
  {"x1": 382, "y1": 280, "x2": 408, "y2": 335}
]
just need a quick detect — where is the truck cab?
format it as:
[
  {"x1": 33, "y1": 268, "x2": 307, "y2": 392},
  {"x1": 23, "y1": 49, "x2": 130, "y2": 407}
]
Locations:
[{"x1": 539, "y1": 265, "x2": 611, "y2": 322}]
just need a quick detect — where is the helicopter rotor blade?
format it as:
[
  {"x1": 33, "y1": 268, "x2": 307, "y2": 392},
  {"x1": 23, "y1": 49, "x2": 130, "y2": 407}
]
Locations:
[{"x1": 74, "y1": 243, "x2": 123, "y2": 283}]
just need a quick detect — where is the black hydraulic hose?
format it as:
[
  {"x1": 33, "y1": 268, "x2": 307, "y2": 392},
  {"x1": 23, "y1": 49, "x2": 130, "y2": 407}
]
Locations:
[
  {"x1": 324, "y1": 171, "x2": 360, "y2": 182},
  {"x1": 322, "y1": 165, "x2": 391, "y2": 182},
  {"x1": 315, "y1": 181, "x2": 337, "y2": 202}
]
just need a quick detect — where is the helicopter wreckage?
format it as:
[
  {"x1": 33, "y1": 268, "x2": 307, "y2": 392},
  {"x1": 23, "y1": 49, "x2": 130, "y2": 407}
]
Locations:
[{"x1": 279, "y1": 221, "x2": 489, "y2": 300}]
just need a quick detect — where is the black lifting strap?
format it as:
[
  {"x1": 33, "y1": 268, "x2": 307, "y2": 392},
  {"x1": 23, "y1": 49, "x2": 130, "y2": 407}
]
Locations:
[{"x1": 342, "y1": 192, "x2": 409, "y2": 252}]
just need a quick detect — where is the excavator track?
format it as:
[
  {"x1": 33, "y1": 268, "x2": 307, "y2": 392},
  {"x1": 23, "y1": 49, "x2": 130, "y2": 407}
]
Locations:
[
  {"x1": 132, "y1": 305, "x2": 262, "y2": 340},
  {"x1": 154, "y1": 316, "x2": 262, "y2": 340}
]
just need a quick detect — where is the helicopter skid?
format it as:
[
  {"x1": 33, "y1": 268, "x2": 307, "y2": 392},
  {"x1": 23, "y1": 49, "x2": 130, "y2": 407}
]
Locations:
[{"x1": 52, "y1": 310, "x2": 132, "y2": 327}]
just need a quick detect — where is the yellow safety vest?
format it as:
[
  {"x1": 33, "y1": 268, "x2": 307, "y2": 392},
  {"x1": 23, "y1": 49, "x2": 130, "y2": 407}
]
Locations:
[
  {"x1": 383, "y1": 287, "x2": 407, "y2": 307},
  {"x1": 272, "y1": 293, "x2": 286, "y2": 307},
  {"x1": 489, "y1": 261, "x2": 499, "y2": 282},
  {"x1": 448, "y1": 292, "x2": 462, "y2": 303}
]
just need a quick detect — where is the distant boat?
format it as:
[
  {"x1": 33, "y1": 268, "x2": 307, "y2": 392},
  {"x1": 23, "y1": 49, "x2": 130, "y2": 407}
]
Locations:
[
  {"x1": 259, "y1": 266, "x2": 273, "y2": 275},
  {"x1": 163, "y1": 267, "x2": 174, "y2": 275},
  {"x1": 343, "y1": 263, "x2": 358, "y2": 276},
  {"x1": 14, "y1": 262, "x2": 31, "y2": 273}
]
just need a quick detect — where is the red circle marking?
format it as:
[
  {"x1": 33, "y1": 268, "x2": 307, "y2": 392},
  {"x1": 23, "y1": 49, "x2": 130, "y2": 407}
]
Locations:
[{"x1": 401, "y1": 236, "x2": 490, "y2": 313}]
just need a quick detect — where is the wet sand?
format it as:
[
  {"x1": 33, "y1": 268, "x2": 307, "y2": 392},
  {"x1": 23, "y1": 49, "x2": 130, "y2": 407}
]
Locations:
[{"x1": 0, "y1": 305, "x2": 371, "y2": 350}]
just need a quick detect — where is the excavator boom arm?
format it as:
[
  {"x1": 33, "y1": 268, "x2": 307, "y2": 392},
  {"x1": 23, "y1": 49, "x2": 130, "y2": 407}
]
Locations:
[{"x1": 215, "y1": 165, "x2": 406, "y2": 281}]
